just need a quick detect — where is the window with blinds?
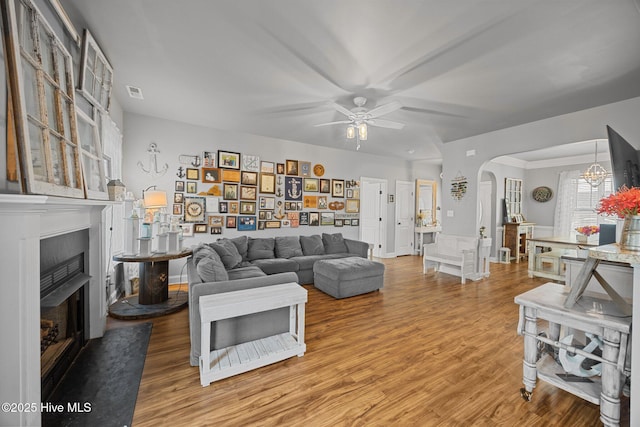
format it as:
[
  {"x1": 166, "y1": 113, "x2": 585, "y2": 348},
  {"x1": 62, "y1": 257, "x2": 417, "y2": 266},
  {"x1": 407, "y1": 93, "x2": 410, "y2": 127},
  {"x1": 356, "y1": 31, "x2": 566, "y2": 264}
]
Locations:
[{"x1": 570, "y1": 176, "x2": 614, "y2": 234}]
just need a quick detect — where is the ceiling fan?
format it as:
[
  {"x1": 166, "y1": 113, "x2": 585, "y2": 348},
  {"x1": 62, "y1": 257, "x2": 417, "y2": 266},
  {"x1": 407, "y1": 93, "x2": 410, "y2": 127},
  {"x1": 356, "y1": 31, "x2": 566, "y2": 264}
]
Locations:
[{"x1": 315, "y1": 97, "x2": 405, "y2": 149}]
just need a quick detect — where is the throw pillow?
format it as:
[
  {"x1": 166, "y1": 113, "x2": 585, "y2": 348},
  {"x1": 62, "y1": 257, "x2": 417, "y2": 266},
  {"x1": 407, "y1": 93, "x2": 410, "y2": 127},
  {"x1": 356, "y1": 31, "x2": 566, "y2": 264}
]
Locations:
[
  {"x1": 322, "y1": 232, "x2": 348, "y2": 254},
  {"x1": 275, "y1": 236, "x2": 303, "y2": 258},
  {"x1": 192, "y1": 243, "x2": 219, "y2": 267},
  {"x1": 210, "y1": 239, "x2": 243, "y2": 269},
  {"x1": 247, "y1": 238, "x2": 276, "y2": 261},
  {"x1": 196, "y1": 256, "x2": 229, "y2": 282},
  {"x1": 228, "y1": 235, "x2": 249, "y2": 261},
  {"x1": 300, "y1": 235, "x2": 325, "y2": 255}
]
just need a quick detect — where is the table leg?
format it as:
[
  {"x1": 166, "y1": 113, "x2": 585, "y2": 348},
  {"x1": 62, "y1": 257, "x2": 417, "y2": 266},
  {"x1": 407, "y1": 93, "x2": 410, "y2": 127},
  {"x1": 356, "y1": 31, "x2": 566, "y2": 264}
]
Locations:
[
  {"x1": 522, "y1": 306, "x2": 538, "y2": 399},
  {"x1": 600, "y1": 328, "x2": 623, "y2": 427},
  {"x1": 138, "y1": 260, "x2": 169, "y2": 305}
]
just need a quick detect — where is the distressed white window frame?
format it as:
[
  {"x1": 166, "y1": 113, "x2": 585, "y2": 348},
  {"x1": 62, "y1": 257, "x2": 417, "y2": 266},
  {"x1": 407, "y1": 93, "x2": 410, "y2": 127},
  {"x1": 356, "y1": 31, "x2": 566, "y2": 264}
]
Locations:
[
  {"x1": 78, "y1": 29, "x2": 113, "y2": 112},
  {"x1": 76, "y1": 107, "x2": 108, "y2": 199},
  {"x1": 2, "y1": 0, "x2": 92, "y2": 198}
]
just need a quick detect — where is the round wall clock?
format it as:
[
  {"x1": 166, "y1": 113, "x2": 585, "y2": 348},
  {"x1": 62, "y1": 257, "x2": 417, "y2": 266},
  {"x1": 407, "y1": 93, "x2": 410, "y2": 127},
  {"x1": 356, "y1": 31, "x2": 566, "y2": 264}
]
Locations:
[
  {"x1": 313, "y1": 164, "x2": 325, "y2": 177},
  {"x1": 532, "y1": 186, "x2": 553, "y2": 202}
]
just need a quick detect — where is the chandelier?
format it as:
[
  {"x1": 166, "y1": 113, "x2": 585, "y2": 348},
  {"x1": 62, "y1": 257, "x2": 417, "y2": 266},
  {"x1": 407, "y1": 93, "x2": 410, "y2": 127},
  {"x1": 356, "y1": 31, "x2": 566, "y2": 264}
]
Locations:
[
  {"x1": 581, "y1": 140, "x2": 608, "y2": 187},
  {"x1": 346, "y1": 122, "x2": 367, "y2": 150}
]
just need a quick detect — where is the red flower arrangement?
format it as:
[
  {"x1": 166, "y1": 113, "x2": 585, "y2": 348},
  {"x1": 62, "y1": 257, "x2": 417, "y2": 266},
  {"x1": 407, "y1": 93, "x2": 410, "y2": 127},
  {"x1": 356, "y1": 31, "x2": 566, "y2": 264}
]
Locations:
[
  {"x1": 575, "y1": 225, "x2": 599, "y2": 236},
  {"x1": 597, "y1": 186, "x2": 640, "y2": 218}
]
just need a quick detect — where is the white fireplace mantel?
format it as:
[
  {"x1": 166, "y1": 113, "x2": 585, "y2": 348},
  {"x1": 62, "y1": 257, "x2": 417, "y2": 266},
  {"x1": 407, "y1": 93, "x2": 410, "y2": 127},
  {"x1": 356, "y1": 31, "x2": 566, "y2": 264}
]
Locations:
[{"x1": 0, "y1": 194, "x2": 113, "y2": 427}]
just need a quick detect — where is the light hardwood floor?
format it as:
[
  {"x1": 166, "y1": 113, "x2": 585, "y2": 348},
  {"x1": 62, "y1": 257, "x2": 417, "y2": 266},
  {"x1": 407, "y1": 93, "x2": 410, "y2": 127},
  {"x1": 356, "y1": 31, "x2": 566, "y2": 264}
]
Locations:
[{"x1": 111, "y1": 256, "x2": 629, "y2": 426}]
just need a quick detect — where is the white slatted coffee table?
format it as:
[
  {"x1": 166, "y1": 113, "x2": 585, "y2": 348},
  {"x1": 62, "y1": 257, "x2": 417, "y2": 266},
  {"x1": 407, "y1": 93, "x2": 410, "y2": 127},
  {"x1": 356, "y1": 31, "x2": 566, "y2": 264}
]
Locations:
[{"x1": 199, "y1": 283, "x2": 307, "y2": 387}]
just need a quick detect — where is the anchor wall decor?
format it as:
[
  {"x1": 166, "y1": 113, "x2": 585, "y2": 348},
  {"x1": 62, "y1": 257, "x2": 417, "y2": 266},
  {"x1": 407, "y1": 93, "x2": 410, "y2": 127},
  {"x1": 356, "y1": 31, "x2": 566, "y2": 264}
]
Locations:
[{"x1": 137, "y1": 143, "x2": 168, "y2": 177}]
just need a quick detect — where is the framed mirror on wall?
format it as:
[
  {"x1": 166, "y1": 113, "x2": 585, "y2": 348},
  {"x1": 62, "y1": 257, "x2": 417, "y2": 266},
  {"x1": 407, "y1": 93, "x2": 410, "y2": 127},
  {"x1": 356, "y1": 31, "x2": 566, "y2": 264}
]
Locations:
[{"x1": 415, "y1": 179, "x2": 437, "y2": 226}]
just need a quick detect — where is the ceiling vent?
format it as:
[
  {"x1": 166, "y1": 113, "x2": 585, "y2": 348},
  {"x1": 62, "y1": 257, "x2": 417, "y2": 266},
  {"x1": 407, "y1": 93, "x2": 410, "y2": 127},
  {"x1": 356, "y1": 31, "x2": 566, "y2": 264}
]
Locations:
[{"x1": 126, "y1": 85, "x2": 144, "y2": 100}]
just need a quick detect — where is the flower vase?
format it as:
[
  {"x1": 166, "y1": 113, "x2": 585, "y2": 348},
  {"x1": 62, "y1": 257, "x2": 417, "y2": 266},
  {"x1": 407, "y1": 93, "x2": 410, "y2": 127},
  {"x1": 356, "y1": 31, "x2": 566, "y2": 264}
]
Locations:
[
  {"x1": 576, "y1": 234, "x2": 588, "y2": 243},
  {"x1": 620, "y1": 215, "x2": 640, "y2": 251}
]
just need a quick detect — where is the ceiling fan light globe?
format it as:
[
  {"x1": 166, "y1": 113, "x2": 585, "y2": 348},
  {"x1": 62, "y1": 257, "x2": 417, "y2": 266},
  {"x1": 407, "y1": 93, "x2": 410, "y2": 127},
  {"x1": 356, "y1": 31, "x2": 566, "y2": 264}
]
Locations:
[
  {"x1": 346, "y1": 125, "x2": 355, "y2": 139},
  {"x1": 358, "y1": 123, "x2": 368, "y2": 140}
]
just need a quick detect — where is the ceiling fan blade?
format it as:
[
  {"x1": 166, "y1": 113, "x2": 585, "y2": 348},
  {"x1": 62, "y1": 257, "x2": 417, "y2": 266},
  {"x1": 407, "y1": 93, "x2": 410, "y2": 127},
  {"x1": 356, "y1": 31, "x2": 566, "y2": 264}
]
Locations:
[
  {"x1": 314, "y1": 120, "x2": 352, "y2": 127},
  {"x1": 367, "y1": 119, "x2": 405, "y2": 130},
  {"x1": 367, "y1": 101, "x2": 402, "y2": 118},
  {"x1": 330, "y1": 102, "x2": 354, "y2": 118}
]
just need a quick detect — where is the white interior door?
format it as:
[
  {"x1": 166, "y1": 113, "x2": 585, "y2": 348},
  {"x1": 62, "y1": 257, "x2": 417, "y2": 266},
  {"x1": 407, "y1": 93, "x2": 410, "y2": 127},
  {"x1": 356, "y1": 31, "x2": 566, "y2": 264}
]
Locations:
[
  {"x1": 395, "y1": 180, "x2": 414, "y2": 256},
  {"x1": 361, "y1": 181, "x2": 382, "y2": 257}
]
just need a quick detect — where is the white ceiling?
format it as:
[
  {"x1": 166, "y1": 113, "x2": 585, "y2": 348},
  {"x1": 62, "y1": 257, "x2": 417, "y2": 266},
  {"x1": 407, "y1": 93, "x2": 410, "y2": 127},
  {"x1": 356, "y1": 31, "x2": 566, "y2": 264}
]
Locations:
[{"x1": 61, "y1": 0, "x2": 640, "y2": 162}]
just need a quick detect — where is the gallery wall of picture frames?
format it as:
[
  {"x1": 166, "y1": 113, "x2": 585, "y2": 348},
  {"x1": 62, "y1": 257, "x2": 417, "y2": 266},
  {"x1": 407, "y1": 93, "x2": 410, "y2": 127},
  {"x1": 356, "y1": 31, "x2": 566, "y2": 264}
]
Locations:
[{"x1": 173, "y1": 150, "x2": 361, "y2": 236}]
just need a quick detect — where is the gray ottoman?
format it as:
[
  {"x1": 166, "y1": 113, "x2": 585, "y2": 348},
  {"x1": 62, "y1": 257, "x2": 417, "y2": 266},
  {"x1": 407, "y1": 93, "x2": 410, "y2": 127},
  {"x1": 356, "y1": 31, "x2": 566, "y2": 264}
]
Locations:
[{"x1": 313, "y1": 257, "x2": 384, "y2": 298}]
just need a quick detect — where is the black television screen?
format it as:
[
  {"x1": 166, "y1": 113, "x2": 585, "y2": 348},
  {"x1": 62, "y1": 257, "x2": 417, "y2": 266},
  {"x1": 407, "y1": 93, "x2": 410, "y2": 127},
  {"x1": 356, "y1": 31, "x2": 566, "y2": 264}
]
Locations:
[{"x1": 607, "y1": 125, "x2": 640, "y2": 190}]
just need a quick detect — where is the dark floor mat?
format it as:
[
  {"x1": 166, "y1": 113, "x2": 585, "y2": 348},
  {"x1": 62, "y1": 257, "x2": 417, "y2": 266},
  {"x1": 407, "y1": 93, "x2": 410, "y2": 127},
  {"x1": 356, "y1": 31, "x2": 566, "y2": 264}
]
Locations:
[{"x1": 43, "y1": 322, "x2": 152, "y2": 427}]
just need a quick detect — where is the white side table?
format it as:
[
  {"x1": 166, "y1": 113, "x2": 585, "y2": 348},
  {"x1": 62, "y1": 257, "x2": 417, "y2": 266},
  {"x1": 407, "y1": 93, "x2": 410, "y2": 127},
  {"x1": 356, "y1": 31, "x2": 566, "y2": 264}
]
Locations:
[
  {"x1": 415, "y1": 225, "x2": 442, "y2": 255},
  {"x1": 478, "y1": 237, "x2": 492, "y2": 278},
  {"x1": 199, "y1": 283, "x2": 307, "y2": 386}
]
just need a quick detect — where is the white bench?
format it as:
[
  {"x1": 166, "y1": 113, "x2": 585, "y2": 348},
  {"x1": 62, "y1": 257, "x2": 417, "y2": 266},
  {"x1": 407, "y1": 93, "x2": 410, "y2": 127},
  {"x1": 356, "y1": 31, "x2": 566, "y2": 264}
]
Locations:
[
  {"x1": 199, "y1": 282, "x2": 307, "y2": 386},
  {"x1": 423, "y1": 234, "x2": 478, "y2": 284}
]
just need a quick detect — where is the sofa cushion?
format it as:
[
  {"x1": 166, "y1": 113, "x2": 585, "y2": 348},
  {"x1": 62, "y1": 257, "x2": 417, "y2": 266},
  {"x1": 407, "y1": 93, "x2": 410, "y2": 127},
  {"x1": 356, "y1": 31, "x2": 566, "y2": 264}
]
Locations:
[
  {"x1": 291, "y1": 254, "x2": 351, "y2": 270},
  {"x1": 192, "y1": 243, "x2": 219, "y2": 266},
  {"x1": 228, "y1": 235, "x2": 249, "y2": 261},
  {"x1": 251, "y1": 258, "x2": 299, "y2": 275},
  {"x1": 314, "y1": 257, "x2": 385, "y2": 281},
  {"x1": 322, "y1": 232, "x2": 348, "y2": 254},
  {"x1": 275, "y1": 236, "x2": 303, "y2": 258},
  {"x1": 196, "y1": 256, "x2": 229, "y2": 282},
  {"x1": 227, "y1": 266, "x2": 267, "y2": 280},
  {"x1": 247, "y1": 238, "x2": 276, "y2": 261},
  {"x1": 210, "y1": 239, "x2": 243, "y2": 270},
  {"x1": 300, "y1": 235, "x2": 325, "y2": 255}
]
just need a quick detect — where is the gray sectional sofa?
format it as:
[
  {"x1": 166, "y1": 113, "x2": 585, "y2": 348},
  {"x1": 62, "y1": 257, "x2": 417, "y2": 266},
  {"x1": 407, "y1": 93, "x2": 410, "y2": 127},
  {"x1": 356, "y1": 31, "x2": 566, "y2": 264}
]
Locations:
[{"x1": 187, "y1": 233, "x2": 369, "y2": 366}]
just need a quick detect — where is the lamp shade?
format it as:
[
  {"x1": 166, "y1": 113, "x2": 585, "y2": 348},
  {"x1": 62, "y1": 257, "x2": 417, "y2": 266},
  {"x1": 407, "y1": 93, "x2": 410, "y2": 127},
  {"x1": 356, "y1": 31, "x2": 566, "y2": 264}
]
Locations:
[{"x1": 144, "y1": 189, "x2": 167, "y2": 208}]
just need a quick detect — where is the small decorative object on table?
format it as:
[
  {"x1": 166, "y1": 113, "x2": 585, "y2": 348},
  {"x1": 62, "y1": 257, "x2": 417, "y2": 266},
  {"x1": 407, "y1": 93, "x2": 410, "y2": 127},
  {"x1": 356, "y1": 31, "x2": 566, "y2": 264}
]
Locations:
[
  {"x1": 575, "y1": 225, "x2": 599, "y2": 243},
  {"x1": 597, "y1": 186, "x2": 640, "y2": 251}
]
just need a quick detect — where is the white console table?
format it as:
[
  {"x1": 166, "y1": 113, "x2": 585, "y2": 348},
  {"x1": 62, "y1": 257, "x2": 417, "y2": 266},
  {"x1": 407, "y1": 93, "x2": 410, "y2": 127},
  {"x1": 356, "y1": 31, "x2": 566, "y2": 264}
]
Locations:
[
  {"x1": 415, "y1": 225, "x2": 442, "y2": 255},
  {"x1": 199, "y1": 283, "x2": 307, "y2": 387}
]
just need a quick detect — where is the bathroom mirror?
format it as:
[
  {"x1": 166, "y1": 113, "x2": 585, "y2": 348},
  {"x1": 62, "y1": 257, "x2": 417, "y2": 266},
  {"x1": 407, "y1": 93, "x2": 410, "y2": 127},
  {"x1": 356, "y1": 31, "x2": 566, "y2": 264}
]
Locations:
[{"x1": 415, "y1": 179, "x2": 437, "y2": 226}]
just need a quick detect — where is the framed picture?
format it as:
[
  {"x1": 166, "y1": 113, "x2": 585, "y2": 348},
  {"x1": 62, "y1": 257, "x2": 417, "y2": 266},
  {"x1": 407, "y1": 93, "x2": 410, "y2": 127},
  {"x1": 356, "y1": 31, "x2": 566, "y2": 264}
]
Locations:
[
  {"x1": 226, "y1": 216, "x2": 237, "y2": 228},
  {"x1": 287, "y1": 212, "x2": 299, "y2": 228},
  {"x1": 335, "y1": 219, "x2": 343, "y2": 227},
  {"x1": 265, "y1": 221, "x2": 281, "y2": 229},
  {"x1": 309, "y1": 212, "x2": 320, "y2": 226},
  {"x1": 210, "y1": 227, "x2": 222, "y2": 235},
  {"x1": 351, "y1": 219, "x2": 360, "y2": 226},
  {"x1": 320, "y1": 179, "x2": 331, "y2": 193},
  {"x1": 303, "y1": 195, "x2": 317, "y2": 208},
  {"x1": 240, "y1": 201, "x2": 256, "y2": 215},
  {"x1": 318, "y1": 196, "x2": 328, "y2": 209},
  {"x1": 238, "y1": 216, "x2": 257, "y2": 231},
  {"x1": 186, "y1": 168, "x2": 199, "y2": 180},
  {"x1": 208, "y1": 215, "x2": 224, "y2": 227},
  {"x1": 175, "y1": 181, "x2": 185, "y2": 192},
  {"x1": 223, "y1": 183, "x2": 238, "y2": 200},
  {"x1": 202, "y1": 151, "x2": 216, "y2": 167},
  {"x1": 186, "y1": 182, "x2": 197, "y2": 193},
  {"x1": 321, "y1": 212, "x2": 335, "y2": 226},
  {"x1": 173, "y1": 204, "x2": 183, "y2": 215},
  {"x1": 297, "y1": 201, "x2": 303, "y2": 210},
  {"x1": 219, "y1": 201, "x2": 228, "y2": 213},
  {"x1": 222, "y1": 169, "x2": 241, "y2": 182},
  {"x1": 174, "y1": 193, "x2": 184, "y2": 203},
  {"x1": 218, "y1": 150, "x2": 241, "y2": 169},
  {"x1": 300, "y1": 161, "x2": 311, "y2": 177},
  {"x1": 285, "y1": 202, "x2": 291, "y2": 211},
  {"x1": 260, "y1": 173, "x2": 276, "y2": 194},
  {"x1": 242, "y1": 154, "x2": 260, "y2": 172},
  {"x1": 277, "y1": 163, "x2": 285, "y2": 174},
  {"x1": 332, "y1": 179, "x2": 345, "y2": 197},
  {"x1": 194, "y1": 224, "x2": 208, "y2": 233},
  {"x1": 261, "y1": 161, "x2": 275, "y2": 174},
  {"x1": 258, "y1": 211, "x2": 266, "y2": 220},
  {"x1": 240, "y1": 186, "x2": 257, "y2": 200},
  {"x1": 180, "y1": 223, "x2": 194, "y2": 237},
  {"x1": 259, "y1": 196, "x2": 275, "y2": 210},
  {"x1": 303, "y1": 178, "x2": 319, "y2": 192},
  {"x1": 205, "y1": 196, "x2": 220, "y2": 213},
  {"x1": 258, "y1": 221, "x2": 266, "y2": 230},
  {"x1": 346, "y1": 189, "x2": 354, "y2": 199},
  {"x1": 229, "y1": 201, "x2": 239, "y2": 214},
  {"x1": 344, "y1": 219, "x2": 352, "y2": 226},
  {"x1": 241, "y1": 171, "x2": 258, "y2": 185},
  {"x1": 353, "y1": 189, "x2": 360, "y2": 199},
  {"x1": 281, "y1": 219, "x2": 291, "y2": 228},
  {"x1": 184, "y1": 197, "x2": 206, "y2": 223},
  {"x1": 345, "y1": 199, "x2": 360, "y2": 213},
  {"x1": 299, "y1": 212, "x2": 309, "y2": 226},
  {"x1": 286, "y1": 160, "x2": 299, "y2": 176},
  {"x1": 202, "y1": 167, "x2": 221, "y2": 183},
  {"x1": 285, "y1": 176, "x2": 303, "y2": 201}
]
